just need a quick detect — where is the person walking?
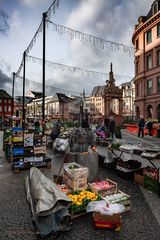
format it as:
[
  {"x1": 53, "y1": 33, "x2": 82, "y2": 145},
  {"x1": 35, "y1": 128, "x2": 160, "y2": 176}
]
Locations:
[
  {"x1": 50, "y1": 119, "x2": 62, "y2": 149},
  {"x1": 138, "y1": 116, "x2": 145, "y2": 138},
  {"x1": 146, "y1": 118, "x2": 153, "y2": 136},
  {"x1": 109, "y1": 116, "x2": 115, "y2": 139},
  {"x1": 104, "y1": 116, "x2": 110, "y2": 138}
]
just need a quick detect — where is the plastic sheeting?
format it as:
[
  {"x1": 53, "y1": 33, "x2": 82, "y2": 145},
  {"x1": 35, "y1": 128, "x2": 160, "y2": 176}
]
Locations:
[{"x1": 25, "y1": 167, "x2": 72, "y2": 238}]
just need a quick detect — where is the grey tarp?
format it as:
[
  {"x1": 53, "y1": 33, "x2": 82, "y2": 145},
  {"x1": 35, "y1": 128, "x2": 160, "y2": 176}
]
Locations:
[{"x1": 25, "y1": 167, "x2": 72, "y2": 238}]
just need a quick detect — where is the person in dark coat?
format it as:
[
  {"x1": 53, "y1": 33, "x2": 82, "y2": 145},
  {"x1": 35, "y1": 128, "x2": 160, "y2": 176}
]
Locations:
[
  {"x1": 138, "y1": 116, "x2": 145, "y2": 138},
  {"x1": 50, "y1": 119, "x2": 62, "y2": 141},
  {"x1": 109, "y1": 116, "x2": 115, "y2": 139},
  {"x1": 104, "y1": 117, "x2": 110, "y2": 130},
  {"x1": 146, "y1": 118, "x2": 153, "y2": 136}
]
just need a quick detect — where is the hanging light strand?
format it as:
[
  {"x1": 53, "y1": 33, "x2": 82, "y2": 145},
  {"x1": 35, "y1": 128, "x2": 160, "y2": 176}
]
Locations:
[
  {"x1": 16, "y1": 57, "x2": 23, "y2": 76},
  {"x1": 27, "y1": 54, "x2": 133, "y2": 82},
  {"x1": 15, "y1": 73, "x2": 82, "y2": 96},
  {"x1": 15, "y1": 1, "x2": 60, "y2": 75},
  {"x1": 26, "y1": 21, "x2": 43, "y2": 55},
  {"x1": 47, "y1": 20, "x2": 135, "y2": 55},
  {"x1": 46, "y1": 0, "x2": 60, "y2": 20}
]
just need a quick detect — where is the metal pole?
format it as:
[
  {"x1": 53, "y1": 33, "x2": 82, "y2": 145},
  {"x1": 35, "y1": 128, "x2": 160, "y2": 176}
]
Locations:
[
  {"x1": 11, "y1": 72, "x2": 15, "y2": 118},
  {"x1": 22, "y1": 51, "x2": 26, "y2": 129},
  {"x1": 42, "y1": 12, "x2": 46, "y2": 134}
]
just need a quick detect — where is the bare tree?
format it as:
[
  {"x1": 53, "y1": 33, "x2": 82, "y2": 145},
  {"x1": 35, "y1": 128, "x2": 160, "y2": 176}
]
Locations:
[{"x1": 0, "y1": 8, "x2": 9, "y2": 34}]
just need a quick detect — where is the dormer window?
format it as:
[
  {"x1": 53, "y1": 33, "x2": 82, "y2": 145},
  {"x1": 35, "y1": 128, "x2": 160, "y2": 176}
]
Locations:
[{"x1": 152, "y1": 1, "x2": 158, "y2": 15}]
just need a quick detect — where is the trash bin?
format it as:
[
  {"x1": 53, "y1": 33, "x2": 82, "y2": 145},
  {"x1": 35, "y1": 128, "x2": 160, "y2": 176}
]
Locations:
[{"x1": 157, "y1": 129, "x2": 160, "y2": 138}]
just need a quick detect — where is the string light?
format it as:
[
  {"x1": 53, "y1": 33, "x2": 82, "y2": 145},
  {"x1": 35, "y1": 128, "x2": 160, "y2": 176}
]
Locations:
[
  {"x1": 27, "y1": 55, "x2": 133, "y2": 82},
  {"x1": 15, "y1": 73, "x2": 82, "y2": 96},
  {"x1": 47, "y1": 21, "x2": 135, "y2": 55}
]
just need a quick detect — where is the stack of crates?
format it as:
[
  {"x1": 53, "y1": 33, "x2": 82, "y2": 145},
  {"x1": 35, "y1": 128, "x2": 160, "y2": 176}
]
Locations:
[
  {"x1": 24, "y1": 133, "x2": 34, "y2": 168},
  {"x1": 33, "y1": 134, "x2": 46, "y2": 166},
  {"x1": 11, "y1": 127, "x2": 24, "y2": 169}
]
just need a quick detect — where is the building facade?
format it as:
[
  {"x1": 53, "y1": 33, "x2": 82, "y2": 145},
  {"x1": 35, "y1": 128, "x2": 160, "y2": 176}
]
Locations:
[
  {"x1": 132, "y1": 0, "x2": 160, "y2": 120},
  {"x1": 90, "y1": 86, "x2": 105, "y2": 118},
  {"x1": 119, "y1": 80, "x2": 135, "y2": 118},
  {"x1": 0, "y1": 89, "x2": 12, "y2": 117},
  {"x1": 27, "y1": 93, "x2": 82, "y2": 121}
]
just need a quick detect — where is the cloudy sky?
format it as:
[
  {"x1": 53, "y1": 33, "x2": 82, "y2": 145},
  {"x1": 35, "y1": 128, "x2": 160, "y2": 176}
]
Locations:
[{"x1": 0, "y1": 0, "x2": 153, "y2": 96}]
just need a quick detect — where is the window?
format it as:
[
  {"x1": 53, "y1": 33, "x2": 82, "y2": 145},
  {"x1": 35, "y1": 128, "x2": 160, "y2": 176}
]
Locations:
[
  {"x1": 147, "y1": 55, "x2": 152, "y2": 69},
  {"x1": 157, "y1": 50, "x2": 160, "y2": 66},
  {"x1": 8, "y1": 99, "x2": 11, "y2": 103},
  {"x1": 135, "y1": 61, "x2": 139, "y2": 74},
  {"x1": 0, "y1": 106, "x2": 2, "y2": 111},
  {"x1": 4, "y1": 99, "x2": 7, "y2": 103},
  {"x1": 153, "y1": 2, "x2": 158, "y2": 15},
  {"x1": 136, "y1": 84, "x2": 139, "y2": 97},
  {"x1": 146, "y1": 30, "x2": 152, "y2": 43},
  {"x1": 147, "y1": 79, "x2": 152, "y2": 94},
  {"x1": 4, "y1": 106, "x2": 7, "y2": 112},
  {"x1": 8, "y1": 106, "x2": 11, "y2": 112},
  {"x1": 136, "y1": 38, "x2": 139, "y2": 51},
  {"x1": 157, "y1": 23, "x2": 160, "y2": 37},
  {"x1": 0, "y1": 99, "x2": 2, "y2": 103},
  {"x1": 157, "y1": 77, "x2": 160, "y2": 92}
]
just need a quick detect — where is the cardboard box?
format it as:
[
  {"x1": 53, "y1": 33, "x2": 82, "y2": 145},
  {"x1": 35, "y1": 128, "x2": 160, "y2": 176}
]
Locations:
[
  {"x1": 13, "y1": 137, "x2": 23, "y2": 142},
  {"x1": 64, "y1": 162, "x2": 89, "y2": 180},
  {"x1": 63, "y1": 174, "x2": 88, "y2": 191},
  {"x1": 34, "y1": 146, "x2": 46, "y2": 154},
  {"x1": 134, "y1": 173, "x2": 144, "y2": 186},
  {"x1": 88, "y1": 179, "x2": 117, "y2": 197},
  {"x1": 24, "y1": 133, "x2": 34, "y2": 147},
  {"x1": 93, "y1": 212, "x2": 121, "y2": 231}
]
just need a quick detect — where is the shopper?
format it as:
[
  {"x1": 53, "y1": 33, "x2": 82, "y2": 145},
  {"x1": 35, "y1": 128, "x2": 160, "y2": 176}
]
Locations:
[
  {"x1": 138, "y1": 116, "x2": 145, "y2": 138},
  {"x1": 109, "y1": 116, "x2": 116, "y2": 139},
  {"x1": 50, "y1": 119, "x2": 62, "y2": 142},
  {"x1": 146, "y1": 118, "x2": 153, "y2": 136}
]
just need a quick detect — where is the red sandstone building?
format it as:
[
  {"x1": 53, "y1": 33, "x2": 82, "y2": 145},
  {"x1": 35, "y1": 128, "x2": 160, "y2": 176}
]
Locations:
[
  {"x1": 132, "y1": 0, "x2": 160, "y2": 121},
  {"x1": 0, "y1": 89, "x2": 12, "y2": 117}
]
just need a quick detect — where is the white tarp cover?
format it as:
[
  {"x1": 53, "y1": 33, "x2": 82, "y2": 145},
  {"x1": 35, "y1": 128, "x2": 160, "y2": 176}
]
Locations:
[{"x1": 25, "y1": 167, "x2": 72, "y2": 237}]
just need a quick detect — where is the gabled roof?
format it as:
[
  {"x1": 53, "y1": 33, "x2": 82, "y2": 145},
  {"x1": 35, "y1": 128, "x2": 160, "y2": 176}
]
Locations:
[
  {"x1": 52, "y1": 93, "x2": 74, "y2": 102},
  {"x1": 91, "y1": 86, "x2": 100, "y2": 96},
  {"x1": 120, "y1": 82, "x2": 131, "y2": 87},
  {"x1": 146, "y1": 0, "x2": 160, "y2": 20},
  {"x1": 91, "y1": 86, "x2": 105, "y2": 96},
  {"x1": 0, "y1": 89, "x2": 12, "y2": 99},
  {"x1": 30, "y1": 91, "x2": 43, "y2": 98}
]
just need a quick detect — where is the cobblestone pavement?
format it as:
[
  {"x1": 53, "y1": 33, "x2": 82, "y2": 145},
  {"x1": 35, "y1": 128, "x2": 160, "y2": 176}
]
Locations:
[{"x1": 0, "y1": 131, "x2": 160, "y2": 240}]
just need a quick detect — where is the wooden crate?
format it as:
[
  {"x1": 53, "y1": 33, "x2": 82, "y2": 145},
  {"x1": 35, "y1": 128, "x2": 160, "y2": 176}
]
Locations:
[
  {"x1": 88, "y1": 179, "x2": 118, "y2": 197},
  {"x1": 101, "y1": 190, "x2": 131, "y2": 212},
  {"x1": 63, "y1": 174, "x2": 88, "y2": 191},
  {"x1": 93, "y1": 212, "x2": 121, "y2": 231}
]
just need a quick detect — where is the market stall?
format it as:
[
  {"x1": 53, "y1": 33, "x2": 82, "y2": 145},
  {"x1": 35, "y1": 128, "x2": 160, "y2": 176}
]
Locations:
[{"x1": 5, "y1": 127, "x2": 52, "y2": 173}]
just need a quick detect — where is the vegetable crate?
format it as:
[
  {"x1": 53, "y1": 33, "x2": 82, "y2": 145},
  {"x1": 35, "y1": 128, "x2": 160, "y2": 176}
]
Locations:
[
  {"x1": 93, "y1": 212, "x2": 121, "y2": 231},
  {"x1": 101, "y1": 190, "x2": 131, "y2": 212},
  {"x1": 88, "y1": 179, "x2": 118, "y2": 197}
]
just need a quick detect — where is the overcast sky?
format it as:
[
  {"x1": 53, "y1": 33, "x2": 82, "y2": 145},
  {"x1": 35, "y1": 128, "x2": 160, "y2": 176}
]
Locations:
[{"x1": 0, "y1": 0, "x2": 153, "y2": 96}]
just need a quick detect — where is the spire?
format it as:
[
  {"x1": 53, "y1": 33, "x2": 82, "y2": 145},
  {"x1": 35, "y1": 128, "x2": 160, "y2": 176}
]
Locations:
[
  {"x1": 82, "y1": 88, "x2": 85, "y2": 99},
  {"x1": 110, "y1": 62, "x2": 112, "y2": 72},
  {"x1": 109, "y1": 62, "x2": 115, "y2": 86}
]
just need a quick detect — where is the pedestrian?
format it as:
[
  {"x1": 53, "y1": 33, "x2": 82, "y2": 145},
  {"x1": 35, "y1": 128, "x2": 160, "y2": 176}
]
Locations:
[
  {"x1": 50, "y1": 119, "x2": 62, "y2": 142},
  {"x1": 104, "y1": 116, "x2": 110, "y2": 138},
  {"x1": 109, "y1": 116, "x2": 116, "y2": 139},
  {"x1": 50, "y1": 119, "x2": 62, "y2": 151},
  {"x1": 146, "y1": 118, "x2": 153, "y2": 136},
  {"x1": 138, "y1": 116, "x2": 145, "y2": 138}
]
